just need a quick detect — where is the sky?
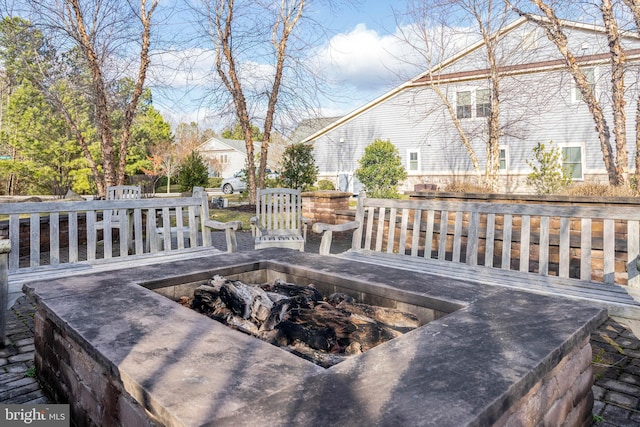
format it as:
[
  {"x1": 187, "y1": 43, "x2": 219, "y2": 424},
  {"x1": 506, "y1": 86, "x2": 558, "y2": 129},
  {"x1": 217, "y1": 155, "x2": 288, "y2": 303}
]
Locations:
[{"x1": 149, "y1": 1, "x2": 426, "y2": 132}]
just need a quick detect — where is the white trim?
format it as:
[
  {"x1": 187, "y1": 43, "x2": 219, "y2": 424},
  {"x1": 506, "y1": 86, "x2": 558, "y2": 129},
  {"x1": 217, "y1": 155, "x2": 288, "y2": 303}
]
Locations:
[
  {"x1": 499, "y1": 145, "x2": 509, "y2": 173},
  {"x1": 572, "y1": 67, "x2": 597, "y2": 103},
  {"x1": 407, "y1": 149, "x2": 421, "y2": 174},
  {"x1": 558, "y1": 143, "x2": 585, "y2": 181}
]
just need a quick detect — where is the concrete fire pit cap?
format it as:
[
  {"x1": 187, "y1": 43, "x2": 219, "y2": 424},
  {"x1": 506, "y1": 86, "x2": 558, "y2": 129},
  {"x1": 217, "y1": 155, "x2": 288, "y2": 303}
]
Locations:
[{"x1": 23, "y1": 248, "x2": 607, "y2": 427}]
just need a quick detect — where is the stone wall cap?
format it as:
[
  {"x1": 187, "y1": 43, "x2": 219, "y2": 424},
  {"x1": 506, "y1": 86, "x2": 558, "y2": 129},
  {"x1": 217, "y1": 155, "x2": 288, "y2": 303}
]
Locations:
[{"x1": 302, "y1": 190, "x2": 353, "y2": 198}]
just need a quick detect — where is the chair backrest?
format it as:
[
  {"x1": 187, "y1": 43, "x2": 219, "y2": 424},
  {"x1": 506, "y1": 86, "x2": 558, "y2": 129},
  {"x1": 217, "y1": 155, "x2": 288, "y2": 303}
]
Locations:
[
  {"x1": 255, "y1": 188, "x2": 302, "y2": 234},
  {"x1": 106, "y1": 185, "x2": 141, "y2": 201}
]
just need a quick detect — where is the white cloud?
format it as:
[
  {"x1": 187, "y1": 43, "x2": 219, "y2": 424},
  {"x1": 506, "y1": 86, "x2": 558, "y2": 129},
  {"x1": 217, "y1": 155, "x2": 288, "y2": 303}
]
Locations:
[{"x1": 312, "y1": 24, "x2": 422, "y2": 93}]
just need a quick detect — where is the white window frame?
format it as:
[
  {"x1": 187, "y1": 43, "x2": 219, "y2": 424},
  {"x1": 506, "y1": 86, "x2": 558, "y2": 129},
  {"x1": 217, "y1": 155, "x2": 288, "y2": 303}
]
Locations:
[
  {"x1": 573, "y1": 67, "x2": 597, "y2": 103},
  {"x1": 407, "y1": 149, "x2": 420, "y2": 174},
  {"x1": 456, "y1": 90, "x2": 472, "y2": 119},
  {"x1": 498, "y1": 145, "x2": 509, "y2": 173},
  {"x1": 455, "y1": 87, "x2": 490, "y2": 119},
  {"x1": 559, "y1": 143, "x2": 585, "y2": 181},
  {"x1": 219, "y1": 154, "x2": 229, "y2": 164},
  {"x1": 476, "y1": 89, "x2": 491, "y2": 118}
]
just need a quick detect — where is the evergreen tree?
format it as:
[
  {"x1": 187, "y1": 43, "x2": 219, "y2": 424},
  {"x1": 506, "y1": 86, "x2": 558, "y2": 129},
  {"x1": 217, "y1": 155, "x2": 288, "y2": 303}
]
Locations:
[
  {"x1": 279, "y1": 143, "x2": 318, "y2": 191},
  {"x1": 178, "y1": 151, "x2": 209, "y2": 192},
  {"x1": 355, "y1": 139, "x2": 407, "y2": 199}
]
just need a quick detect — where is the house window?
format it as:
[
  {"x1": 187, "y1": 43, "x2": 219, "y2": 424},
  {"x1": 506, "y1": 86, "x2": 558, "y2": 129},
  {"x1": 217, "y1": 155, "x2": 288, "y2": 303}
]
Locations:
[
  {"x1": 476, "y1": 89, "x2": 491, "y2": 118},
  {"x1": 219, "y1": 154, "x2": 229, "y2": 164},
  {"x1": 407, "y1": 149, "x2": 420, "y2": 172},
  {"x1": 456, "y1": 91, "x2": 472, "y2": 119},
  {"x1": 561, "y1": 146, "x2": 583, "y2": 180},
  {"x1": 499, "y1": 146, "x2": 508, "y2": 171},
  {"x1": 574, "y1": 68, "x2": 596, "y2": 102}
]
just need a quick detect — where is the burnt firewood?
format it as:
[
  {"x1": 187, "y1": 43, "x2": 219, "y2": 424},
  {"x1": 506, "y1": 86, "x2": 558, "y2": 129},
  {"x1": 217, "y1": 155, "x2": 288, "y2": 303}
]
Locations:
[
  {"x1": 349, "y1": 323, "x2": 403, "y2": 351},
  {"x1": 217, "y1": 280, "x2": 274, "y2": 324},
  {"x1": 337, "y1": 301, "x2": 421, "y2": 329},
  {"x1": 288, "y1": 341, "x2": 351, "y2": 368},
  {"x1": 194, "y1": 274, "x2": 419, "y2": 368},
  {"x1": 259, "y1": 279, "x2": 323, "y2": 301},
  {"x1": 327, "y1": 292, "x2": 355, "y2": 305},
  {"x1": 277, "y1": 319, "x2": 337, "y2": 352},
  {"x1": 192, "y1": 284, "x2": 221, "y2": 308}
]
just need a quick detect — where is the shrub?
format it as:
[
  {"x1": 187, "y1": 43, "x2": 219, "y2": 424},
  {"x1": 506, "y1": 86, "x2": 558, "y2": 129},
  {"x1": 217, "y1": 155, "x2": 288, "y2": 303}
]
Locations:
[
  {"x1": 355, "y1": 139, "x2": 407, "y2": 199},
  {"x1": 526, "y1": 141, "x2": 572, "y2": 195},
  {"x1": 560, "y1": 183, "x2": 638, "y2": 197},
  {"x1": 279, "y1": 143, "x2": 318, "y2": 191},
  {"x1": 178, "y1": 151, "x2": 209, "y2": 192},
  {"x1": 317, "y1": 180, "x2": 335, "y2": 190},
  {"x1": 443, "y1": 181, "x2": 492, "y2": 193},
  {"x1": 208, "y1": 177, "x2": 223, "y2": 188}
]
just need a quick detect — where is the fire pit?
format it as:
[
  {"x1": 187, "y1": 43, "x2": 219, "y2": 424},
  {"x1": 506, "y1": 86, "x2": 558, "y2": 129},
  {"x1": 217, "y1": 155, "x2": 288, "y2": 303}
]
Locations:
[{"x1": 24, "y1": 248, "x2": 606, "y2": 426}]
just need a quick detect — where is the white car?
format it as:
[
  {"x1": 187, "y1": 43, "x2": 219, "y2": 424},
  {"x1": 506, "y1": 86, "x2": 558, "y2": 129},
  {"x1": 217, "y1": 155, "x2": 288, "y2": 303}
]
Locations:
[{"x1": 221, "y1": 169, "x2": 279, "y2": 194}]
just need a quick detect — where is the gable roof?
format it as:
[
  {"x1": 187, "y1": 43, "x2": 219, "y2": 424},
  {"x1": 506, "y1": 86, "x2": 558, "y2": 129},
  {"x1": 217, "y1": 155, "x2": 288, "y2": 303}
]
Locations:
[
  {"x1": 197, "y1": 137, "x2": 249, "y2": 153},
  {"x1": 301, "y1": 16, "x2": 640, "y2": 143},
  {"x1": 289, "y1": 117, "x2": 343, "y2": 144}
]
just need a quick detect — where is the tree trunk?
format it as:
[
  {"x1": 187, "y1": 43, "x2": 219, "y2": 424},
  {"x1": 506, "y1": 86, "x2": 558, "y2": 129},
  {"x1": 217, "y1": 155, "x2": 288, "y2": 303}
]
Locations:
[
  {"x1": 622, "y1": 0, "x2": 640, "y2": 189},
  {"x1": 602, "y1": 0, "x2": 628, "y2": 186},
  {"x1": 116, "y1": 0, "x2": 157, "y2": 185},
  {"x1": 515, "y1": 0, "x2": 620, "y2": 185}
]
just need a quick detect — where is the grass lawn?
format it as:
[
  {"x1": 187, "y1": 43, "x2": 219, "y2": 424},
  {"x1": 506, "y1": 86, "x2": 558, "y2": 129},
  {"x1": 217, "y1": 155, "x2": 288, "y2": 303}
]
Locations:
[{"x1": 208, "y1": 208, "x2": 254, "y2": 227}]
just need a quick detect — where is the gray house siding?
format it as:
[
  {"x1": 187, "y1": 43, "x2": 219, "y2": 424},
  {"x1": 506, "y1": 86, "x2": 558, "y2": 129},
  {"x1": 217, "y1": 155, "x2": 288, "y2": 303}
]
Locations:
[{"x1": 309, "y1": 18, "x2": 640, "y2": 194}]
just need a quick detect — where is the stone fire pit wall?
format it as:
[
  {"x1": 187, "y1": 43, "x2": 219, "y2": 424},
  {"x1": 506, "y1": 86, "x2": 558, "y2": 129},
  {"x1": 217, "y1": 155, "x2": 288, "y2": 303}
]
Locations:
[{"x1": 24, "y1": 249, "x2": 606, "y2": 427}]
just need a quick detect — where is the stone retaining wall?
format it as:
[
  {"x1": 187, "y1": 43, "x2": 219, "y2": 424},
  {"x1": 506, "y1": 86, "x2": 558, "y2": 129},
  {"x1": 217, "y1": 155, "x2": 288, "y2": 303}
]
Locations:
[
  {"x1": 34, "y1": 311, "x2": 158, "y2": 426},
  {"x1": 495, "y1": 337, "x2": 594, "y2": 426},
  {"x1": 301, "y1": 190, "x2": 352, "y2": 224}
]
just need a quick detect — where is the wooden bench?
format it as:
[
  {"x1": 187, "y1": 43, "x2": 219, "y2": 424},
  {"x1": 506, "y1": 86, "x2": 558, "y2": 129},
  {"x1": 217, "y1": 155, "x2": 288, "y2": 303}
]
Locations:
[
  {"x1": 312, "y1": 193, "x2": 640, "y2": 320},
  {"x1": 0, "y1": 192, "x2": 241, "y2": 328}
]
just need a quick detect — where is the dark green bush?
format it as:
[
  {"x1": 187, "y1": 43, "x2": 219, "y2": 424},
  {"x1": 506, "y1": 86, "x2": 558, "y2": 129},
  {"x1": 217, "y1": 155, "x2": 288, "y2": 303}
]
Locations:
[
  {"x1": 355, "y1": 139, "x2": 407, "y2": 198},
  {"x1": 178, "y1": 151, "x2": 209, "y2": 192},
  {"x1": 208, "y1": 177, "x2": 223, "y2": 188},
  {"x1": 317, "y1": 179, "x2": 335, "y2": 190}
]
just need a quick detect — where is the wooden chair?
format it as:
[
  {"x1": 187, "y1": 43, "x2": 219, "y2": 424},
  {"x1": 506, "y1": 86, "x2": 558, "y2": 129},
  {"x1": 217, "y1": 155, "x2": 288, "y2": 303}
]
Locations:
[
  {"x1": 95, "y1": 186, "x2": 141, "y2": 248},
  {"x1": 251, "y1": 188, "x2": 308, "y2": 251}
]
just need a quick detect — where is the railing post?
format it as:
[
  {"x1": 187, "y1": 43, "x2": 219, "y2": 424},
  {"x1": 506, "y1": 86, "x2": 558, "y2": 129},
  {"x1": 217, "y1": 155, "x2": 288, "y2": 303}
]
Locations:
[{"x1": 0, "y1": 239, "x2": 10, "y2": 347}]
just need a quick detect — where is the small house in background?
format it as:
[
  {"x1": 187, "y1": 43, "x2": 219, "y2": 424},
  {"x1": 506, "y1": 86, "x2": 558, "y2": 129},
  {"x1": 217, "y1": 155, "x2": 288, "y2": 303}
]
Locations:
[
  {"x1": 302, "y1": 17, "x2": 640, "y2": 194},
  {"x1": 197, "y1": 137, "x2": 284, "y2": 178}
]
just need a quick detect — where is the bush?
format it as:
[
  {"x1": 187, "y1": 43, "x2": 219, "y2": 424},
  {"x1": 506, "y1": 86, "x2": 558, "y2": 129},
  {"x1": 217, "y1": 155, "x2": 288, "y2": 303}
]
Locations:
[
  {"x1": 560, "y1": 183, "x2": 637, "y2": 197},
  {"x1": 443, "y1": 181, "x2": 492, "y2": 193},
  {"x1": 279, "y1": 143, "x2": 318, "y2": 191},
  {"x1": 317, "y1": 180, "x2": 335, "y2": 190},
  {"x1": 177, "y1": 151, "x2": 209, "y2": 192},
  {"x1": 526, "y1": 141, "x2": 572, "y2": 195},
  {"x1": 208, "y1": 177, "x2": 223, "y2": 188},
  {"x1": 355, "y1": 139, "x2": 407, "y2": 199}
]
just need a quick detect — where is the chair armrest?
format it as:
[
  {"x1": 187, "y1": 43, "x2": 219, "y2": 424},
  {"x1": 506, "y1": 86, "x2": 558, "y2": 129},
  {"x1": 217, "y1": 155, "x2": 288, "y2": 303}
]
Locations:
[
  {"x1": 312, "y1": 221, "x2": 360, "y2": 234},
  {"x1": 311, "y1": 221, "x2": 360, "y2": 256},
  {"x1": 250, "y1": 216, "x2": 259, "y2": 237},
  {"x1": 203, "y1": 219, "x2": 242, "y2": 231},
  {"x1": 202, "y1": 219, "x2": 242, "y2": 253}
]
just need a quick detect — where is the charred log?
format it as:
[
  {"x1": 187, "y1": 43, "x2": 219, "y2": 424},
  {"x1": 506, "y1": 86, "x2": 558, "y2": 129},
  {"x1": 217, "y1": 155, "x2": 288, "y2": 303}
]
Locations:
[{"x1": 188, "y1": 276, "x2": 420, "y2": 368}]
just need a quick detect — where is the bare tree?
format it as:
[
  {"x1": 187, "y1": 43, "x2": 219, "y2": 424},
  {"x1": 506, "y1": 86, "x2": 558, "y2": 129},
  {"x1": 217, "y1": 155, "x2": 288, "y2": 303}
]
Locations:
[
  {"x1": 621, "y1": 0, "x2": 640, "y2": 185},
  {"x1": 508, "y1": 0, "x2": 638, "y2": 186},
  {"x1": 190, "y1": 0, "x2": 325, "y2": 203},
  {"x1": 14, "y1": 0, "x2": 158, "y2": 196},
  {"x1": 396, "y1": 0, "x2": 516, "y2": 190}
]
